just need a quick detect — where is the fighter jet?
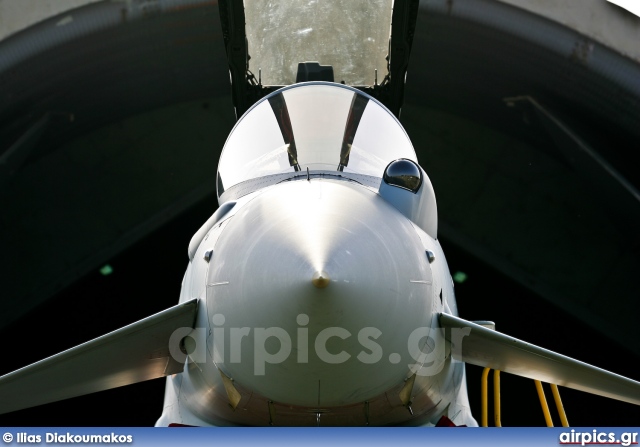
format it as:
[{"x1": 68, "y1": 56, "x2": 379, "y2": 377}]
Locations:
[
  {"x1": 2, "y1": 0, "x2": 640, "y2": 427},
  {"x1": 1, "y1": 80, "x2": 639, "y2": 427}
]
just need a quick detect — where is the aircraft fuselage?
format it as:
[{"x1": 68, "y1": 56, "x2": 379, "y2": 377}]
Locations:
[{"x1": 156, "y1": 175, "x2": 474, "y2": 426}]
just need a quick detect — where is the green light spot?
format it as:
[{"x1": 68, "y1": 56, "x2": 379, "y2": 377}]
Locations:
[
  {"x1": 453, "y1": 271, "x2": 467, "y2": 284},
  {"x1": 100, "y1": 264, "x2": 113, "y2": 276}
]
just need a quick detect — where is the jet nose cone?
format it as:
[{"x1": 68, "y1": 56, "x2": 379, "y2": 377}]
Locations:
[
  {"x1": 207, "y1": 181, "x2": 434, "y2": 407},
  {"x1": 312, "y1": 271, "x2": 330, "y2": 289}
]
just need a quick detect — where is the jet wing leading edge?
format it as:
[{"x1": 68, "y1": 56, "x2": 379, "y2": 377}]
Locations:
[
  {"x1": 0, "y1": 299, "x2": 198, "y2": 415},
  {"x1": 440, "y1": 313, "x2": 640, "y2": 406}
]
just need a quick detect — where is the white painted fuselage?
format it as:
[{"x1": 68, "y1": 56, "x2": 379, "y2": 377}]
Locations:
[{"x1": 156, "y1": 178, "x2": 475, "y2": 426}]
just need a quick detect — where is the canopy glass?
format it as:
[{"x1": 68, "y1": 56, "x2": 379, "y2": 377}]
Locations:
[
  {"x1": 217, "y1": 82, "x2": 417, "y2": 199},
  {"x1": 243, "y1": 0, "x2": 393, "y2": 85}
]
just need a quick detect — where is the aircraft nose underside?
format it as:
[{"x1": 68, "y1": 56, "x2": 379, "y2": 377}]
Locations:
[{"x1": 204, "y1": 180, "x2": 434, "y2": 408}]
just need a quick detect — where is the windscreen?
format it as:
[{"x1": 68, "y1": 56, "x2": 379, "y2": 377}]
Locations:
[{"x1": 217, "y1": 83, "x2": 417, "y2": 198}]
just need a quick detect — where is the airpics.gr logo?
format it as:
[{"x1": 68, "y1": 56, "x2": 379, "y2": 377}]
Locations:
[
  {"x1": 559, "y1": 429, "x2": 638, "y2": 446},
  {"x1": 167, "y1": 313, "x2": 471, "y2": 376}
]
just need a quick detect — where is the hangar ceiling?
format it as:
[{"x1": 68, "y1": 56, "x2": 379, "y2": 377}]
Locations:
[{"x1": 0, "y1": 0, "x2": 638, "y2": 362}]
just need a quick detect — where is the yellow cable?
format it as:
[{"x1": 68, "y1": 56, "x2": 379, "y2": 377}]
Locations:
[
  {"x1": 550, "y1": 384, "x2": 569, "y2": 427},
  {"x1": 534, "y1": 380, "x2": 554, "y2": 427},
  {"x1": 481, "y1": 367, "x2": 490, "y2": 427},
  {"x1": 494, "y1": 370, "x2": 501, "y2": 427}
]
